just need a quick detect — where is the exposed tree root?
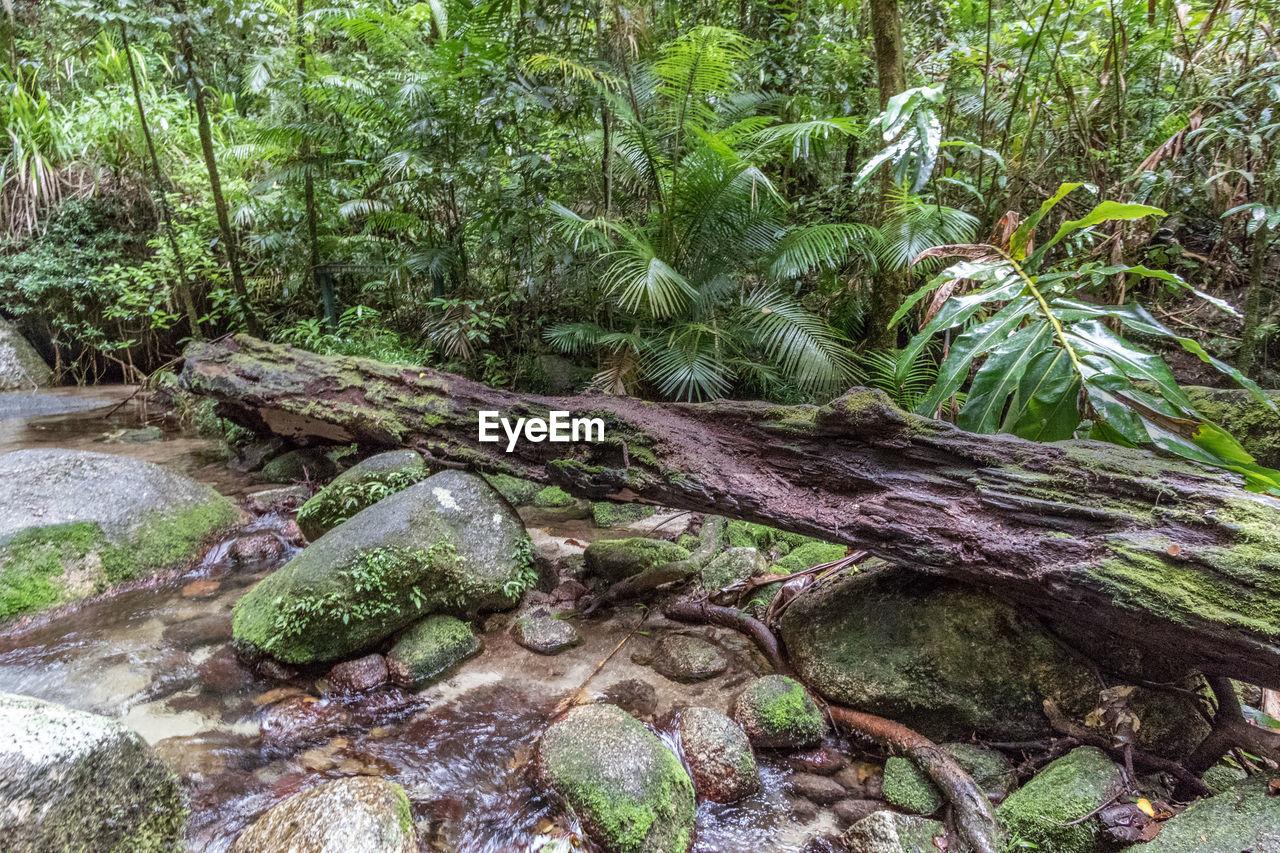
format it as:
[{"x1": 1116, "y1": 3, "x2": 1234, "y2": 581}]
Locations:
[
  {"x1": 1042, "y1": 699, "x2": 1211, "y2": 798},
  {"x1": 662, "y1": 595, "x2": 788, "y2": 673},
  {"x1": 663, "y1": 594, "x2": 999, "y2": 853},
  {"x1": 1177, "y1": 675, "x2": 1280, "y2": 798},
  {"x1": 826, "y1": 704, "x2": 1001, "y2": 853},
  {"x1": 582, "y1": 516, "x2": 726, "y2": 615}
]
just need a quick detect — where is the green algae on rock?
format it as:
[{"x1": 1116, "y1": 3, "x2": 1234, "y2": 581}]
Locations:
[
  {"x1": 233, "y1": 469, "x2": 530, "y2": 663},
  {"x1": 780, "y1": 567, "x2": 1099, "y2": 740},
  {"x1": 0, "y1": 692, "x2": 187, "y2": 852},
  {"x1": 230, "y1": 776, "x2": 415, "y2": 853},
  {"x1": 0, "y1": 449, "x2": 241, "y2": 620},
  {"x1": 260, "y1": 447, "x2": 339, "y2": 483},
  {"x1": 733, "y1": 675, "x2": 826, "y2": 748},
  {"x1": 996, "y1": 746, "x2": 1121, "y2": 853},
  {"x1": 591, "y1": 502, "x2": 656, "y2": 528},
  {"x1": 533, "y1": 485, "x2": 576, "y2": 507},
  {"x1": 296, "y1": 449, "x2": 428, "y2": 539},
  {"x1": 386, "y1": 614, "x2": 482, "y2": 687},
  {"x1": 1138, "y1": 774, "x2": 1280, "y2": 853},
  {"x1": 883, "y1": 743, "x2": 1016, "y2": 816},
  {"x1": 840, "y1": 810, "x2": 947, "y2": 853},
  {"x1": 535, "y1": 703, "x2": 696, "y2": 853},
  {"x1": 583, "y1": 538, "x2": 690, "y2": 585},
  {"x1": 699, "y1": 546, "x2": 767, "y2": 591}
]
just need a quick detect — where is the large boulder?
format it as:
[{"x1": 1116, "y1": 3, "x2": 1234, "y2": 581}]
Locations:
[
  {"x1": 233, "y1": 470, "x2": 531, "y2": 663},
  {"x1": 0, "y1": 317, "x2": 52, "y2": 390},
  {"x1": 535, "y1": 703, "x2": 695, "y2": 853},
  {"x1": 781, "y1": 567, "x2": 1100, "y2": 740},
  {"x1": 230, "y1": 776, "x2": 415, "y2": 853},
  {"x1": 996, "y1": 746, "x2": 1122, "y2": 853},
  {"x1": 1140, "y1": 774, "x2": 1280, "y2": 852},
  {"x1": 0, "y1": 449, "x2": 241, "y2": 620},
  {"x1": 583, "y1": 538, "x2": 690, "y2": 585},
  {"x1": 0, "y1": 692, "x2": 186, "y2": 852},
  {"x1": 295, "y1": 450, "x2": 428, "y2": 539}
]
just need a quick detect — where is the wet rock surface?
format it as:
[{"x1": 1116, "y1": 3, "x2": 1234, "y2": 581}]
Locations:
[
  {"x1": 512, "y1": 609, "x2": 582, "y2": 654},
  {"x1": 734, "y1": 675, "x2": 826, "y2": 749},
  {"x1": 230, "y1": 776, "x2": 415, "y2": 853},
  {"x1": 674, "y1": 706, "x2": 760, "y2": 803},
  {"x1": 0, "y1": 692, "x2": 186, "y2": 852},
  {"x1": 650, "y1": 633, "x2": 728, "y2": 682}
]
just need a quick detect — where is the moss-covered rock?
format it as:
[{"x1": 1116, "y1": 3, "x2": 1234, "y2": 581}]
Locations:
[
  {"x1": 591, "y1": 502, "x2": 656, "y2": 528},
  {"x1": 0, "y1": 316, "x2": 52, "y2": 390},
  {"x1": 1139, "y1": 774, "x2": 1280, "y2": 852},
  {"x1": 883, "y1": 744, "x2": 1016, "y2": 815},
  {"x1": 0, "y1": 449, "x2": 241, "y2": 620},
  {"x1": 232, "y1": 470, "x2": 531, "y2": 664},
  {"x1": 675, "y1": 706, "x2": 759, "y2": 803},
  {"x1": 780, "y1": 567, "x2": 1099, "y2": 740},
  {"x1": 533, "y1": 485, "x2": 576, "y2": 507},
  {"x1": 230, "y1": 776, "x2": 415, "y2": 853},
  {"x1": 296, "y1": 450, "x2": 428, "y2": 540},
  {"x1": 0, "y1": 692, "x2": 186, "y2": 851},
  {"x1": 260, "y1": 447, "x2": 338, "y2": 483},
  {"x1": 839, "y1": 810, "x2": 947, "y2": 853},
  {"x1": 774, "y1": 540, "x2": 847, "y2": 572},
  {"x1": 699, "y1": 547, "x2": 767, "y2": 591},
  {"x1": 996, "y1": 746, "x2": 1121, "y2": 853},
  {"x1": 583, "y1": 538, "x2": 690, "y2": 585},
  {"x1": 733, "y1": 675, "x2": 826, "y2": 748},
  {"x1": 650, "y1": 634, "x2": 727, "y2": 683},
  {"x1": 386, "y1": 614, "x2": 481, "y2": 688},
  {"x1": 1184, "y1": 386, "x2": 1280, "y2": 469},
  {"x1": 483, "y1": 473, "x2": 542, "y2": 506},
  {"x1": 535, "y1": 703, "x2": 695, "y2": 853}
]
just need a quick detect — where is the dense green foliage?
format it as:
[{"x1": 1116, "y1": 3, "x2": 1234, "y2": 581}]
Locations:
[{"x1": 1, "y1": 0, "x2": 1277, "y2": 474}]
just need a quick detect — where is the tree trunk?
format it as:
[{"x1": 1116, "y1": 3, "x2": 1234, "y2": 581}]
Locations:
[
  {"x1": 182, "y1": 335, "x2": 1280, "y2": 688},
  {"x1": 177, "y1": 14, "x2": 262, "y2": 336},
  {"x1": 121, "y1": 26, "x2": 201, "y2": 337},
  {"x1": 297, "y1": 0, "x2": 320, "y2": 316},
  {"x1": 867, "y1": 0, "x2": 907, "y2": 347}
]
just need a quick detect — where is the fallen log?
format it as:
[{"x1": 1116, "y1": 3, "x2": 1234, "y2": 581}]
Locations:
[{"x1": 182, "y1": 335, "x2": 1280, "y2": 687}]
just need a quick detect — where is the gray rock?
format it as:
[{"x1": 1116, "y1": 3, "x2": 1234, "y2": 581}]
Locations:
[
  {"x1": 231, "y1": 776, "x2": 415, "y2": 853},
  {"x1": 260, "y1": 448, "x2": 338, "y2": 483},
  {"x1": 840, "y1": 810, "x2": 947, "y2": 853},
  {"x1": 513, "y1": 611, "x2": 582, "y2": 655},
  {"x1": 650, "y1": 634, "x2": 728, "y2": 683},
  {"x1": 0, "y1": 449, "x2": 241, "y2": 619},
  {"x1": 676, "y1": 706, "x2": 759, "y2": 803},
  {"x1": 232, "y1": 470, "x2": 530, "y2": 663},
  {"x1": 295, "y1": 450, "x2": 428, "y2": 540},
  {"x1": 789, "y1": 772, "x2": 847, "y2": 806},
  {"x1": 733, "y1": 675, "x2": 826, "y2": 749},
  {"x1": 0, "y1": 318, "x2": 52, "y2": 391},
  {"x1": 832, "y1": 798, "x2": 882, "y2": 830},
  {"x1": 1138, "y1": 775, "x2": 1280, "y2": 853},
  {"x1": 0, "y1": 692, "x2": 185, "y2": 852},
  {"x1": 325, "y1": 653, "x2": 389, "y2": 694},
  {"x1": 535, "y1": 704, "x2": 695, "y2": 853},
  {"x1": 700, "y1": 547, "x2": 767, "y2": 590}
]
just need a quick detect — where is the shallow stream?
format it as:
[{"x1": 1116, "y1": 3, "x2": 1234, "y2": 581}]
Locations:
[{"x1": 0, "y1": 387, "x2": 846, "y2": 851}]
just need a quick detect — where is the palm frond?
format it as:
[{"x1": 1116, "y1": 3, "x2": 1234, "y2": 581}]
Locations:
[{"x1": 741, "y1": 288, "x2": 855, "y2": 393}]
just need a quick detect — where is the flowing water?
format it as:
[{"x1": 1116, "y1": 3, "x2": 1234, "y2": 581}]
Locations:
[{"x1": 0, "y1": 387, "x2": 843, "y2": 852}]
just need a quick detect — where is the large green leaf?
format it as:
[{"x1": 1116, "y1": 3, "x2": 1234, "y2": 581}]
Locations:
[
  {"x1": 957, "y1": 322, "x2": 1055, "y2": 433},
  {"x1": 1034, "y1": 201, "x2": 1166, "y2": 260},
  {"x1": 1009, "y1": 181, "x2": 1081, "y2": 259},
  {"x1": 1010, "y1": 347, "x2": 1081, "y2": 441},
  {"x1": 1052, "y1": 299, "x2": 1275, "y2": 410},
  {"x1": 912, "y1": 297, "x2": 1037, "y2": 416},
  {"x1": 1063, "y1": 320, "x2": 1195, "y2": 411},
  {"x1": 899, "y1": 262, "x2": 1025, "y2": 365}
]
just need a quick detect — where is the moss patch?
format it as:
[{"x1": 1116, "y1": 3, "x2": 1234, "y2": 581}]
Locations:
[
  {"x1": 734, "y1": 675, "x2": 825, "y2": 748},
  {"x1": 997, "y1": 746, "x2": 1121, "y2": 853},
  {"x1": 386, "y1": 614, "x2": 481, "y2": 688},
  {"x1": 591, "y1": 502, "x2": 655, "y2": 528},
  {"x1": 583, "y1": 538, "x2": 690, "y2": 585},
  {"x1": 484, "y1": 473, "x2": 543, "y2": 506},
  {"x1": 533, "y1": 485, "x2": 576, "y2": 508}
]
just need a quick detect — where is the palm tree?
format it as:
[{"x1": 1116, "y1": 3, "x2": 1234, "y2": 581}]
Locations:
[{"x1": 532, "y1": 26, "x2": 875, "y2": 401}]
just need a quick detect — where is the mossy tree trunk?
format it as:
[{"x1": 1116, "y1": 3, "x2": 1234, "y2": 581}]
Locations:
[{"x1": 183, "y1": 335, "x2": 1280, "y2": 687}]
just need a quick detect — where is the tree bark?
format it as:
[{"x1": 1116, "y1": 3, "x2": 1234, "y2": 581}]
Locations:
[
  {"x1": 121, "y1": 26, "x2": 201, "y2": 336},
  {"x1": 867, "y1": 0, "x2": 907, "y2": 347},
  {"x1": 176, "y1": 11, "x2": 262, "y2": 336},
  {"x1": 182, "y1": 335, "x2": 1280, "y2": 687}
]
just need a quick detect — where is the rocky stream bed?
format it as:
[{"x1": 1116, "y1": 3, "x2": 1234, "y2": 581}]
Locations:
[{"x1": 1, "y1": 386, "x2": 1278, "y2": 853}]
